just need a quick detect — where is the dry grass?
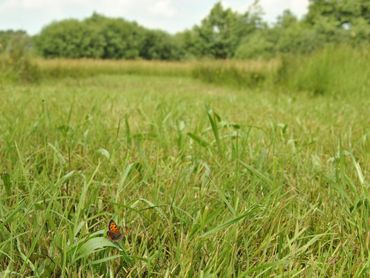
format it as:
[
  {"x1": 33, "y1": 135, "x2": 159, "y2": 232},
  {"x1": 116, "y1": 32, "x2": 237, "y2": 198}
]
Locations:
[{"x1": 35, "y1": 58, "x2": 280, "y2": 80}]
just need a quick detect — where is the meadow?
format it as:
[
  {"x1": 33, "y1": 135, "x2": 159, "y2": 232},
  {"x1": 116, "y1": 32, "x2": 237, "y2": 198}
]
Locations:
[{"x1": 0, "y1": 48, "x2": 369, "y2": 276}]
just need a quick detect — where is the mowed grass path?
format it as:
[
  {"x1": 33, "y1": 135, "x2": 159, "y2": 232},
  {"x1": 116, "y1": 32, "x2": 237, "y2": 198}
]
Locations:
[{"x1": 0, "y1": 74, "x2": 369, "y2": 276}]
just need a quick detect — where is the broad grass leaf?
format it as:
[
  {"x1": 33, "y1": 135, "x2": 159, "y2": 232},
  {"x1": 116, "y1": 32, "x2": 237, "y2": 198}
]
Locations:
[
  {"x1": 240, "y1": 161, "x2": 273, "y2": 186},
  {"x1": 1, "y1": 172, "x2": 11, "y2": 195},
  {"x1": 75, "y1": 237, "x2": 120, "y2": 262},
  {"x1": 200, "y1": 207, "x2": 257, "y2": 238},
  {"x1": 91, "y1": 254, "x2": 123, "y2": 265},
  {"x1": 187, "y1": 132, "x2": 209, "y2": 148}
]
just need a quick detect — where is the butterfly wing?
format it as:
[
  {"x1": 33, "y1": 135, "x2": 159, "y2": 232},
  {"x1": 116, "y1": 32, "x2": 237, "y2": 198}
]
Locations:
[{"x1": 107, "y1": 219, "x2": 123, "y2": 241}]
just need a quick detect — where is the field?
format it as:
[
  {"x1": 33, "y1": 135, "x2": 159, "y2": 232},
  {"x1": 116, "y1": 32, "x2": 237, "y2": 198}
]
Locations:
[{"x1": 0, "y1": 54, "x2": 369, "y2": 276}]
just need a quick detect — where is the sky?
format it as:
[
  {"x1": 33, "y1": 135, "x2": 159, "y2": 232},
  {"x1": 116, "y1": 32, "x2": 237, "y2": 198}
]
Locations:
[{"x1": 0, "y1": 0, "x2": 309, "y2": 35}]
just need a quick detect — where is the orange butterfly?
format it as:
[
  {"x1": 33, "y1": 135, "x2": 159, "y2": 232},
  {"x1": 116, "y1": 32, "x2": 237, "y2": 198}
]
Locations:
[{"x1": 107, "y1": 219, "x2": 124, "y2": 241}]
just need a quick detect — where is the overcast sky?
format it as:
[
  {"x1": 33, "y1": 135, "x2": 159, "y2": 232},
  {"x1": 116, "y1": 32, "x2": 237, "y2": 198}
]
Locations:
[{"x1": 0, "y1": 0, "x2": 309, "y2": 35}]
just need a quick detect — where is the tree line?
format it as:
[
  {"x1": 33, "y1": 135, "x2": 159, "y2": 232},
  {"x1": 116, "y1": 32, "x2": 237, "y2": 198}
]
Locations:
[{"x1": 1, "y1": 0, "x2": 370, "y2": 60}]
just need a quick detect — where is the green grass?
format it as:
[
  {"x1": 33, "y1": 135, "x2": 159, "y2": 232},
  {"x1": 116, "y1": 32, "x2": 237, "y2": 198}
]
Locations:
[
  {"x1": 0, "y1": 62, "x2": 369, "y2": 276},
  {"x1": 277, "y1": 45, "x2": 370, "y2": 96}
]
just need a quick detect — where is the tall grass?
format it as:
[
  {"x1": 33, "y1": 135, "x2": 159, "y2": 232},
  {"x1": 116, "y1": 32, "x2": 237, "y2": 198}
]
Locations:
[
  {"x1": 36, "y1": 58, "x2": 281, "y2": 89},
  {"x1": 277, "y1": 45, "x2": 370, "y2": 96},
  {"x1": 192, "y1": 59, "x2": 279, "y2": 89},
  {"x1": 191, "y1": 46, "x2": 370, "y2": 96},
  {"x1": 36, "y1": 59, "x2": 194, "y2": 79},
  {"x1": 0, "y1": 38, "x2": 40, "y2": 84},
  {"x1": 3, "y1": 44, "x2": 369, "y2": 97}
]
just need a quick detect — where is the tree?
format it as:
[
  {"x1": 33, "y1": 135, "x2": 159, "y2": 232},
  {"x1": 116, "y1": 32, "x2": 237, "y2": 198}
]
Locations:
[
  {"x1": 192, "y1": 2, "x2": 261, "y2": 59},
  {"x1": 34, "y1": 13, "x2": 182, "y2": 60},
  {"x1": 305, "y1": 0, "x2": 370, "y2": 45},
  {"x1": 274, "y1": 10, "x2": 320, "y2": 54},
  {"x1": 0, "y1": 30, "x2": 30, "y2": 54},
  {"x1": 175, "y1": 29, "x2": 202, "y2": 59},
  {"x1": 140, "y1": 30, "x2": 181, "y2": 60},
  {"x1": 307, "y1": 0, "x2": 370, "y2": 25},
  {"x1": 35, "y1": 19, "x2": 105, "y2": 58},
  {"x1": 235, "y1": 30, "x2": 275, "y2": 59},
  {"x1": 35, "y1": 14, "x2": 145, "y2": 59}
]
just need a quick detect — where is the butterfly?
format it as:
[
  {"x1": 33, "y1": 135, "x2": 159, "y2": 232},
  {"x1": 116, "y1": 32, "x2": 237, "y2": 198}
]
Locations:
[{"x1": 107, "y1": 219, "x2": 125, "y2": 241}]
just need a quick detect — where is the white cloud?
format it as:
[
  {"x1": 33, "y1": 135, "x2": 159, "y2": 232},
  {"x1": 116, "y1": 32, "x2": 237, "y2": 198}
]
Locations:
[
  {"x1": 150, "y1": 0, "x2": 177, "y2": 18},
  {"x1": 221, "y1": 0, "x2": 309, "y2": 21},
  {"x1": 260, "y1": 0, "x2": 309, "y2": 22},
  {"x1": 221, "y1": 0, "x2": 250, "y2": 11}
]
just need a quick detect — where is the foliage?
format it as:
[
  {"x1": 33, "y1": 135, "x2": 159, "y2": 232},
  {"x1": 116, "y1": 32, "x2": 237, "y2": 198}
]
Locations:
[
  {"x1": 234, "y1": 31, "x2": 275, "y2": 59},
  {"x1": 35, "y1": 13, "x2": 183, "y2": 60},
  {"x1": 273, "y1": 10, "x2": 320, "y2": 54},
  {"x1": 306, "y1": 0, "x2": 370, "y2": 26},
  {"x1": 35, "y1": 14, "x2": 142, "y2": 59},
  {"x1": 90, "y1": 14, "x2": 143, "y2": 59},
  {"x1": 174, "y1": 30, "x2": 201, "y2": 59},
  {"x1": 140, "y1": 30, "x2": 182, "y2": 60},
  {"x1": 305, "y1": 0, "x2": 370, "y2": 44},
  {"x1": 177, "y1": 2, "x2": 265, "y2": 59},
  {"x1": 33, "y1": 2, "x2": 265, "y2": 60}
]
